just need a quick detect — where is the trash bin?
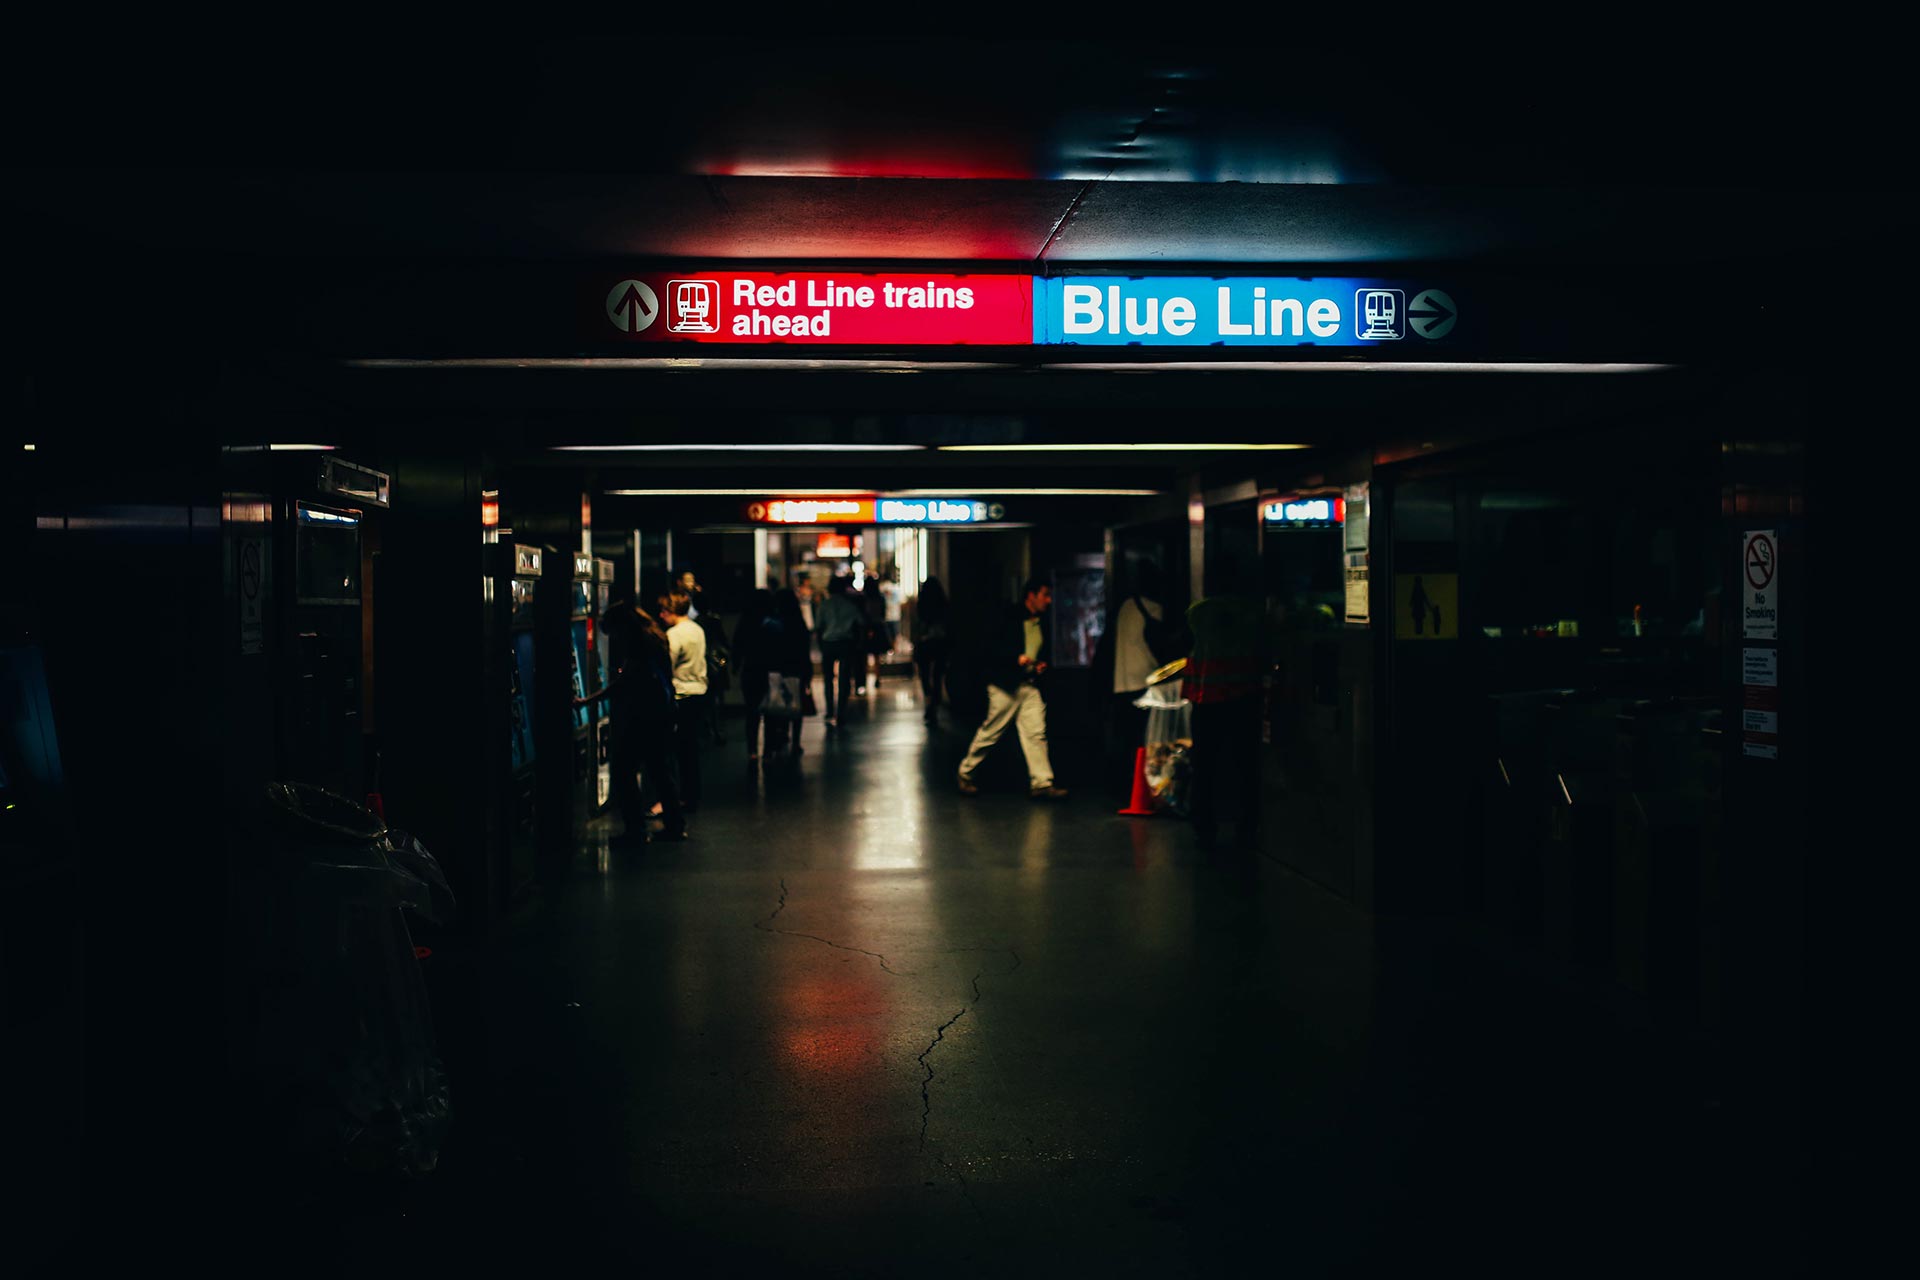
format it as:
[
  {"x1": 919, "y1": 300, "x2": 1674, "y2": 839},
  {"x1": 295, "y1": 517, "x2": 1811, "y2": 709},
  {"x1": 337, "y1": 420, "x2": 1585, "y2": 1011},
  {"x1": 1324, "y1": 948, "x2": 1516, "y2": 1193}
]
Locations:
[
  {"x1": 1137, "y1": 676, "x2": 1193, "y2": 816},
  {"x1": 258, "y1": 782, "x2": 453, "y2": 1176}
]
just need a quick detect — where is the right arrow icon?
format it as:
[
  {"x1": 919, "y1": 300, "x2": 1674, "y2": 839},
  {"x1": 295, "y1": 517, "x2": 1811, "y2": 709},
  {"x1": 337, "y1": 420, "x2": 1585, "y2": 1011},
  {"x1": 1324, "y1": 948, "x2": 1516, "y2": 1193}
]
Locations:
[{"x1": 1408, "y1": 289, "x2": 1457, "y2": 340}]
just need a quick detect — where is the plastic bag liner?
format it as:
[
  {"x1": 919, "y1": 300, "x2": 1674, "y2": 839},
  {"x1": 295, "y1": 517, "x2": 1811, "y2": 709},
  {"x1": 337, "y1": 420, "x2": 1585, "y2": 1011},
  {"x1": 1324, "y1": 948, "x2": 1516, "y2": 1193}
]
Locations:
[
  {"x1": 260, "y1": 782, "x2": 453, "y2": 1176},
  {"x1": 1136, "y1": 688, "x2": 1194, "y2": 817}
]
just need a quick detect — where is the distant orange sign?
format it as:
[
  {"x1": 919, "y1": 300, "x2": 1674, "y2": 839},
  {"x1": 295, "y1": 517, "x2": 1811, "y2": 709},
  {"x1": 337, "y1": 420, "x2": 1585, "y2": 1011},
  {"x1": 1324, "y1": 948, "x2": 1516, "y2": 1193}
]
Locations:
[
  {"x1": 748, "y1": 498, "x2": 875, "y2": 524},
  {"x1": 816, "y1": 533, "x2": 853, "y2": 558}
]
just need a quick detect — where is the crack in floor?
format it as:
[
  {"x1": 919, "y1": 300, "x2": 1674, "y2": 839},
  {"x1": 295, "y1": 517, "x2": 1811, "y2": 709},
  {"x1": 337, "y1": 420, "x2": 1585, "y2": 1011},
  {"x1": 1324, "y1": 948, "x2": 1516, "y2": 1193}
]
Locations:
[
  {"x1": 920, "y1": 953, "x2": 1021, "y2": 1220},
  {"x1": 753, "y1": 882, "x2": 1015, "y2": 1219},
  {"x1": 753, "y1": 878, "x2": 899, "y2": 974},
  {"x1": 917, "y1": 1005, "x2": 969, "y2": 1148},
  {"x1": 919, "y1": 949, "x2": 1021, "y2": 1142}
]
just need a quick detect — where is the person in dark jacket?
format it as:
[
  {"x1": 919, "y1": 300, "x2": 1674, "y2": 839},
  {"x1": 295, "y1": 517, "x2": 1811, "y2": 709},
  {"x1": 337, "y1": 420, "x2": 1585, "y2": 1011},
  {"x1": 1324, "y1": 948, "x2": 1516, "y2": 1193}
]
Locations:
[
  {"x1": 858, "y1": 575, "x2": 888, "y2": 693},
  {"x1": 915, "y1": 576, "x2": 953, "y2": 725},
  {"x1": 813, "y1": 575, "x2": 865, "y2": 727},
  {"x1": 736, "y1": 589, "x2": 811, "y2": 764},
  {"x1": 733, "y1": 590, "x2": 776, "y2": 764},
  {"x1": 766, "y1": 588, "x2": 813, "y2": 758},
  {"x1": 601, "y1": 595, "x2": 688, "y2": 844},
  {"x1": 957, "y1": 577, "x2": 1068, "y2": 800},
  {"x1": 1184, "y1": 551, "x2": 1273, "y2": 855}
]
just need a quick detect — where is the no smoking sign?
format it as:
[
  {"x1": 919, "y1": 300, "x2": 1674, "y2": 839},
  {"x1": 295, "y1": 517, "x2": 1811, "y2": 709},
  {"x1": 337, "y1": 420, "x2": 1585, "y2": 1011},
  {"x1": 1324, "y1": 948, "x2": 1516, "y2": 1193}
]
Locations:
[
  {"x1": 1745, "y1": 531, "x2": 1775, "y2": 590},
  {"x1": 1742, "y1": 530, "x2": 1778, "y2": 640}
]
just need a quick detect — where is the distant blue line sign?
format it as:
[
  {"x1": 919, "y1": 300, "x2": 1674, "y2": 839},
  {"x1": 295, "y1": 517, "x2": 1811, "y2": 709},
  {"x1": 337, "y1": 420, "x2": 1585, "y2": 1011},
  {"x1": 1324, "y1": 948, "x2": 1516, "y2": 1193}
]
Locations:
[
  {"x1": 876, "y1": 498, "x2": 1004, "y2": 524},
  {"x1": 1034, "y1": 278, "x2": 1456, "y2": 347},
  {"x1": 1264, "y1": 496, "x2": 1344, "y2": 528}
]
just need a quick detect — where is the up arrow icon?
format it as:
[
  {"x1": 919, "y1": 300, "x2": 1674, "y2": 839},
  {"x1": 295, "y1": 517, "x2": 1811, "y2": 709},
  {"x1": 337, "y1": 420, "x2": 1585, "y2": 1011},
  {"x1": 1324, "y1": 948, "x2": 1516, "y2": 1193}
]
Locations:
[
  {"x1": 606, "y1": 279, "x2": 659, "y2": 334},
  {"x1": 1408, "y1": 289, "x2": 1457, "y2": 340}
]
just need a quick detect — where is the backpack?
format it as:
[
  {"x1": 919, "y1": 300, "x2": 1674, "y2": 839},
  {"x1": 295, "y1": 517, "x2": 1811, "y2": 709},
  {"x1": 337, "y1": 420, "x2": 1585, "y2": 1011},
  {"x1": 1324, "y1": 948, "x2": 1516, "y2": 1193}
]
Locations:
[{"x1": 1136, "y1": 597, "x2": 1184, "y2": 666}]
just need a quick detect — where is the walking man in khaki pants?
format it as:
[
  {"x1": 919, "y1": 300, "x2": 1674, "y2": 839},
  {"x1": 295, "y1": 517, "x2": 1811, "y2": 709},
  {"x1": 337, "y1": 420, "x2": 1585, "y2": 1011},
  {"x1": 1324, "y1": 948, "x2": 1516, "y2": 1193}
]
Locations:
[{"x1": 958, "y1": 577, "x2": 1069, "y2": 800}]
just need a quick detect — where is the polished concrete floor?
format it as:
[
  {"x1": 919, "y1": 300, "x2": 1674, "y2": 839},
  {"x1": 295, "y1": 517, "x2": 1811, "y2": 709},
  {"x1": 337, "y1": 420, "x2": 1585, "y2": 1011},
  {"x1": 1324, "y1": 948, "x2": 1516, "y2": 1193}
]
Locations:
[{"x1": 275, "y1": 682, "x2": 1796, "y2": 1275}]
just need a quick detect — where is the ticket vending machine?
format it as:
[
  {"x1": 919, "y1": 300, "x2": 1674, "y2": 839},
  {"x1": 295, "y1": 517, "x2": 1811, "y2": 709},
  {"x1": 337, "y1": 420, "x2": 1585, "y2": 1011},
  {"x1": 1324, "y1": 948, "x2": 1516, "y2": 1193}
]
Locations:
[
  {"x1": 277, "y1": 456, "x2": 389, "y2": 801},
  {"x1": 588, "y1": 558, "x2": 614, "y2": 816},
  {"x1": 504, "y1": 542, "x2": 542, "y2": 904},
  {"x1": 541, "y1": 553, "x2": 615, "y2": 859},
  {"x1": 566, "y1": 554, "x2": 596, "y2": 824}
]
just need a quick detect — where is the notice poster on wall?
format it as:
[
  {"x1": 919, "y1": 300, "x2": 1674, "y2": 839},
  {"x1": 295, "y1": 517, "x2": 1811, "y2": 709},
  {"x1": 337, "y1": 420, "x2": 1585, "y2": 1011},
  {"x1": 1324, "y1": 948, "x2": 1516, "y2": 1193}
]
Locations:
[
  {"x1": 1344, "y1": 554, "x2": 1369, "y2": 625},
  {"x1": 1343, "y1": 484, "x2": 1370, "y2": 624},
  {"x1": 1741, "y1": 645, "x2": 1780, "y2": 759},
  {"x1": 1051, "y1": 565, "x2": 1107, "y2": 668}
]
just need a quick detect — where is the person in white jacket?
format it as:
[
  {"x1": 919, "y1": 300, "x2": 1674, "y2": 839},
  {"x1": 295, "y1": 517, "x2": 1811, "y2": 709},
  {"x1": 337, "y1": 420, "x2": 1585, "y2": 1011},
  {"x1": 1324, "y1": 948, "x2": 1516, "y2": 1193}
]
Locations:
[{"x1": 662, "y1": 592, "x2": 708, "y2": 811}]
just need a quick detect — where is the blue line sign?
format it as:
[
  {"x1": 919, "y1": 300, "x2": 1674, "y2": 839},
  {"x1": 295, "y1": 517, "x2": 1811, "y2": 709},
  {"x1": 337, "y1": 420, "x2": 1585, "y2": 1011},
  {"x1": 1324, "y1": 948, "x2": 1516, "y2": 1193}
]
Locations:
[{"x1": 1034, "y1": 277, "x2": 1453, "y2": 347}]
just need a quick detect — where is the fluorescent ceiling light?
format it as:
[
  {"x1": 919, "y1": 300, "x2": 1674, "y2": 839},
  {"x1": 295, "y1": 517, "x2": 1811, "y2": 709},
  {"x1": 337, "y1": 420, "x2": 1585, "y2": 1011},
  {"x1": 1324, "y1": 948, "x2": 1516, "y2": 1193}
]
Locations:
[
  {"x1": 220, "y1": 443, "x2": 338, "y2": 452},
  {"x1": 687, "y1": 522, "x2": 1035, "y2": 533},
  {"x1": 345, "y1": 358, "x2": 1020, "y2": 371},
  {"x1": 553, "y1": 444, "x2": 928, "y2": 453},
  {"x1": 607, "y1": 487, "x2": 1163, "y2": 498},
  {"x1": 605, "y1": 488, "x2": 877, "y2": 497},
  {"x1": 883, "y1": 487, "x2": 1162, "y2": 496},
  {"x1": 1040, "y1": 362, "x2": 1677, "y2": 374},
  {"x1": 342, "y1": 358, "x2": 1673, "y2": 374},
  {"x1": 936, "y1": 443, "x2": 1309, "y2": 452}
]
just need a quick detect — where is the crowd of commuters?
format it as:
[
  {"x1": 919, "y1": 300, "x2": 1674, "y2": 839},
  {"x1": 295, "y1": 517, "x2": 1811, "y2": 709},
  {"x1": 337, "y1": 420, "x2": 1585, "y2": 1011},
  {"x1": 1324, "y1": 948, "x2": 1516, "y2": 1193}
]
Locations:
[{"x1": 601, "y1": 555, "x2": 1264, "y2": 860}]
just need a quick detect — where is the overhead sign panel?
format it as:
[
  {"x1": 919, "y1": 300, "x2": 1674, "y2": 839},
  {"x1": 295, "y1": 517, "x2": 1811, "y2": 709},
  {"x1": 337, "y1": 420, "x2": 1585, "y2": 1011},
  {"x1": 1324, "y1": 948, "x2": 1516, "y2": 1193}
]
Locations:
[
  {"x1": 596, "y1": 273, "x2": 1032, "y2": 345},
  {"x1": 593, "y1": 272, "x2": 1457, "y2": 349},
  {"x1": 1034, "y1": 278, "x2": 1455, "y2": 347}
]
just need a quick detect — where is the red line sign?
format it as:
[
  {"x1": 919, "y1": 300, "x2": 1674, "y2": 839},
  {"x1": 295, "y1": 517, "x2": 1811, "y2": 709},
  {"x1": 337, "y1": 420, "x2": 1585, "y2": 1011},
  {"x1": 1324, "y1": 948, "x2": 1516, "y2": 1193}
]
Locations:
[{"x1": 590, "y1": 272, "x2": 1032, "y2": 345}]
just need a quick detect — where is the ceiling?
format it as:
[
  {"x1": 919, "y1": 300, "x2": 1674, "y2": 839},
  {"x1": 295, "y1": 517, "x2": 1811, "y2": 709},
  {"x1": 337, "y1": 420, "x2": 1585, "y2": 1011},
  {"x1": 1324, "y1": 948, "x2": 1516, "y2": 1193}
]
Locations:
[
  {"x1": 6, "y1": 33, "x2": 1905, "y2": 271},
  {"x1": 2, "y1": 28, "x2": 1892, "y2": 487}
]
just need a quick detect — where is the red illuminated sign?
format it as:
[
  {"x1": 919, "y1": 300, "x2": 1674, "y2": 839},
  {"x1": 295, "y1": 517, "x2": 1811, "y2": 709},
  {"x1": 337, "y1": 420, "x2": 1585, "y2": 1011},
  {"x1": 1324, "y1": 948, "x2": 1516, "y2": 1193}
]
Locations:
[
  {"x1": 595, "y1": 273, "x2": 1031, "y2": 345},
  {"x1": 816, "y1": 533, "x2": 853, "y2": 558},
  {"x1": 746, "y1": 498, "x2": 876, "y2": 524}
]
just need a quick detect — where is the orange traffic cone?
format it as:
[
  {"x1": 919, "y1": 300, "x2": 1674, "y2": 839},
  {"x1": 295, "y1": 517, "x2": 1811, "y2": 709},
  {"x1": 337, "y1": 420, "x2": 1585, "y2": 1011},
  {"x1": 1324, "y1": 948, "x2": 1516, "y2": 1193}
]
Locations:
[{"x1": 1118, "y1": 747, "x2": 1156, "y2": 817}]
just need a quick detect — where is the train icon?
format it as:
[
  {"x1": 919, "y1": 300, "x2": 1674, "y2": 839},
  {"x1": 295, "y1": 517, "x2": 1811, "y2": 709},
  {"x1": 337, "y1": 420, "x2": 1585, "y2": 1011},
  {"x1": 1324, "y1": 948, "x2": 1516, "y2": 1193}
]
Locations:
[
  {"x1": 1355, "y1": 288, "x2": 1405, "y2": 340},
  {"x1": 667, "y1": 279, "x2": 721, "y2": 334}
]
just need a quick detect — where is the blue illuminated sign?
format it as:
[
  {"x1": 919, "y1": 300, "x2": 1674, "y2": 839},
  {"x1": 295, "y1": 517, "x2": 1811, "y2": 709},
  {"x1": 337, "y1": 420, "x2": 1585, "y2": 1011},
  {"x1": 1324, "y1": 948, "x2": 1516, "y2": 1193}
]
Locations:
[
  {"x1": 1263, "y1": 497, "x2": 1343, "y2": 527},
  {"x1": 1035, "y1": 278, "x2": 1455, "y2": 347},
  {"x1": 876, "y1": 498, "x2": 1004, "y2": 524}
]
